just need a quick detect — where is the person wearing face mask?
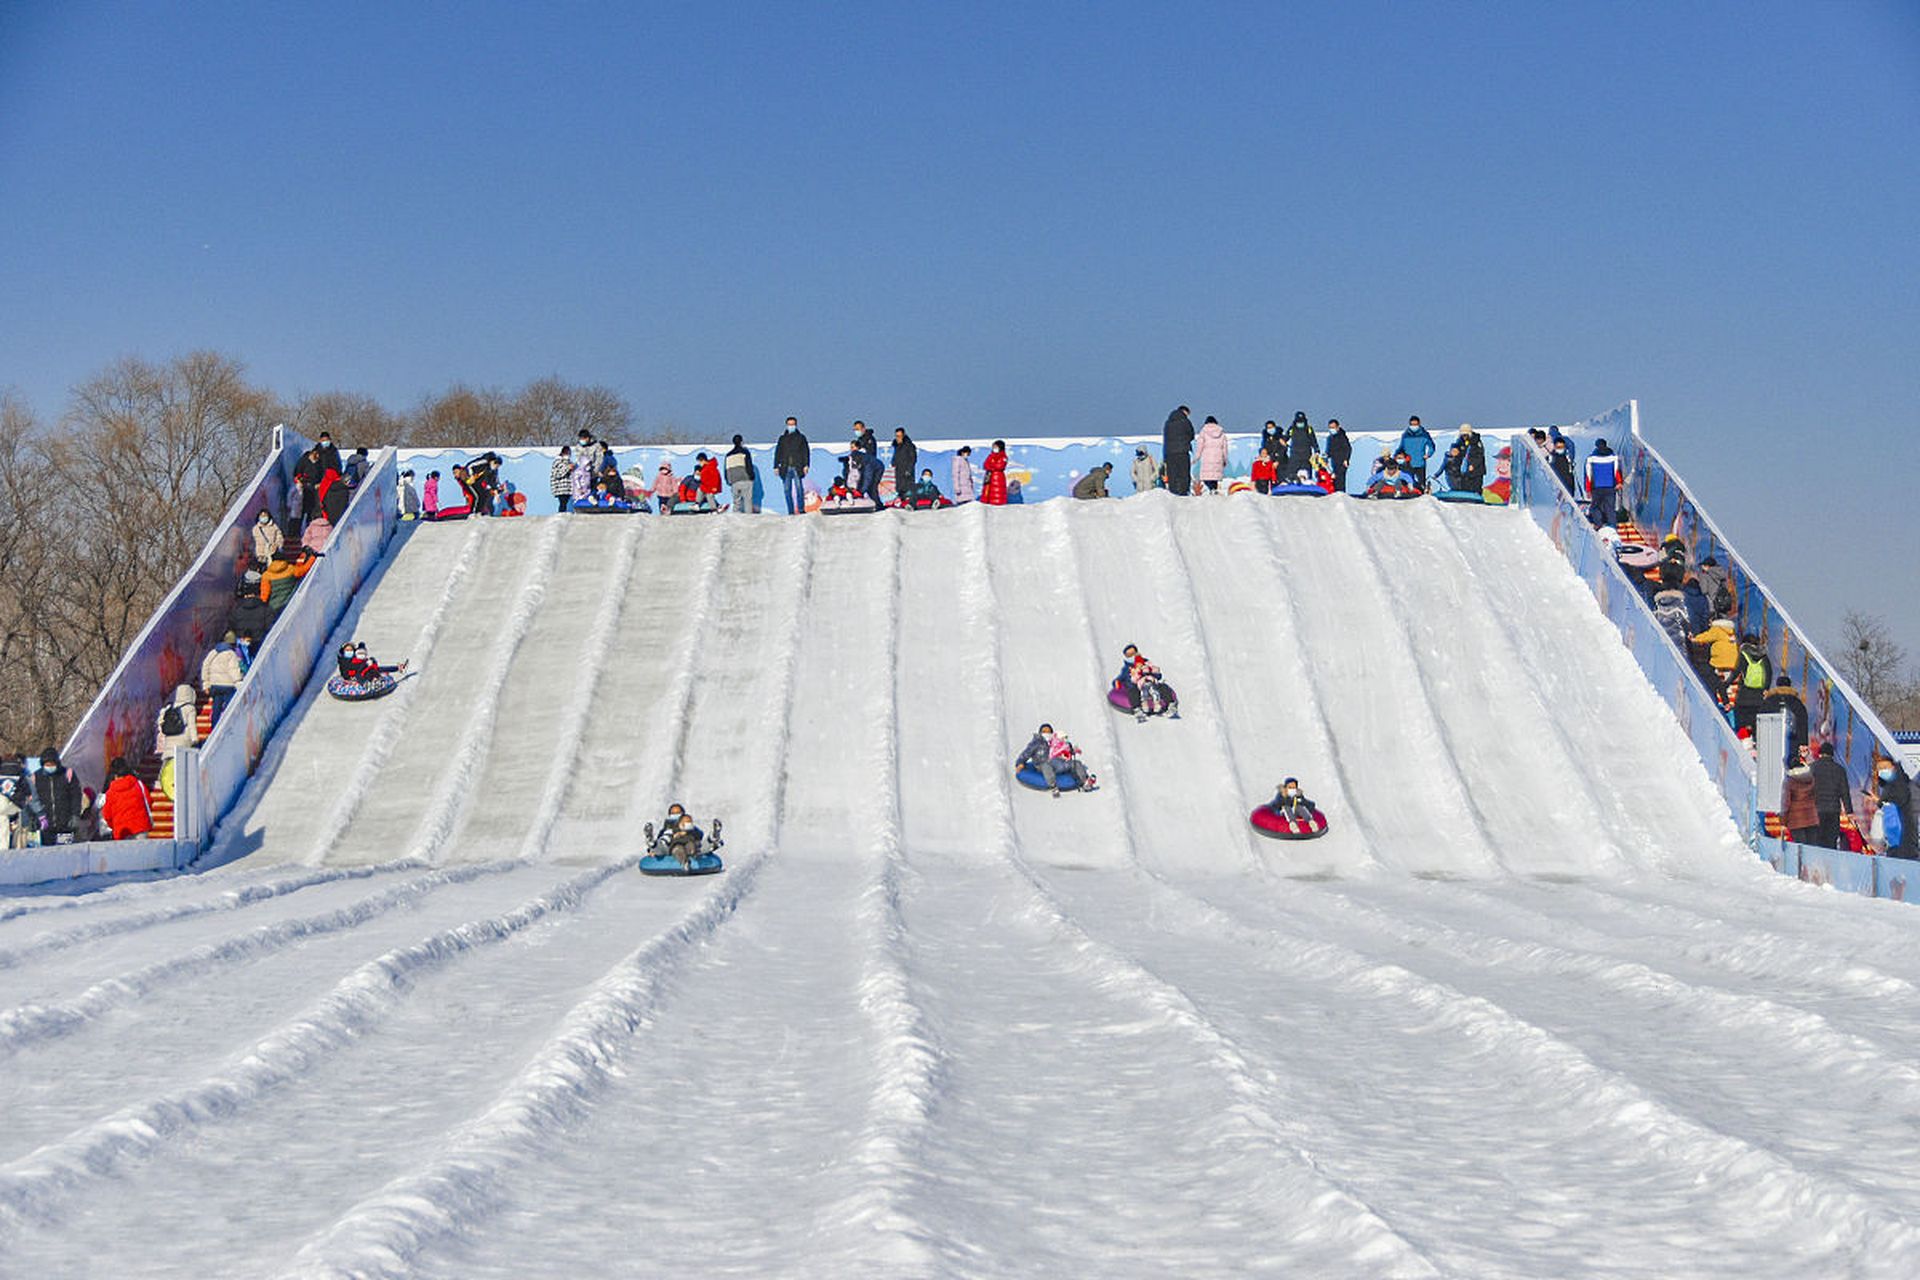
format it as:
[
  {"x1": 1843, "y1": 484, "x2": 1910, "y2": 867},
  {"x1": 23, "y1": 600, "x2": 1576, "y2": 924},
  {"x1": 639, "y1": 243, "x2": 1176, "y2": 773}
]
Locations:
[
  {"x1": 1875, "y1": 759, "x2": 1914, "y2": 859},
  {"x1": 33, "y1": 748, "x2": 83, "y2": 844},
  {"x1": 1251, "y1": 777, "x2": 1329, "y2": 839},
  {"x1": 250, "y1": 509, "x2": 284, "y2": 564},
  {"x1": 1014, "y1": 723, "x2": 1097, "y2": 796}
]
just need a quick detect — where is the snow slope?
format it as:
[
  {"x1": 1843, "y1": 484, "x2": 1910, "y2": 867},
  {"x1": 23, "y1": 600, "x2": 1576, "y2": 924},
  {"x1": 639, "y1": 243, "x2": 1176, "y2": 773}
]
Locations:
[{"x1": 5, "y1": 496, "x2": 1920, "y2": 1279}]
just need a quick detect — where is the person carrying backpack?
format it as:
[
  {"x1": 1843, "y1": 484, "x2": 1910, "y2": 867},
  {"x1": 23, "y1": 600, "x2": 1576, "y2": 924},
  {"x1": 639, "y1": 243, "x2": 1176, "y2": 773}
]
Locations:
[
  {"x1": 154, "y1": 684, "x2": 199, "y2": 800},
  {"x1": 1728, "y1": 634, "x2": 1771, "y2": 734}
]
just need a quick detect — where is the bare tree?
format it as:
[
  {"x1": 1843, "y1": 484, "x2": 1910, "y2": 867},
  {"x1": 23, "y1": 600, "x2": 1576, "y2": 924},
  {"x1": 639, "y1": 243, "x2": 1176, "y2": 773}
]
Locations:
[
  {"x1": 292, "y1": 390, "x2": 401, "y2": 448},
  {"x1": 1838, "y1": 611, "x2": 1909, "y2": 713}
]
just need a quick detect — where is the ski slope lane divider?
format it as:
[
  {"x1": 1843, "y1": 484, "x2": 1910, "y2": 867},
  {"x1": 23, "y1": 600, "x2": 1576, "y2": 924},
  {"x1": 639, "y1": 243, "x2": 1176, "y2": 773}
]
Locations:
[
  {"x1": 0, "y1": 862, "x2": 517, "y2": 1060},
  {"x1": 289, "y1": 521, "x2": 490, "y2": 867},
  {"x1": 280, "y1": 524, "x2": 823, "y2": 1279},
  {"x1": 1160, "y1": 874, "x2": 1920, "y2": 1260},
  {"x1": 402, "y1": 517, "x2": 565, "y2": 864},
  {"x1": 516, "y1": 517, "x2": 645, "y2": 862},
  {"x1": 0, "y1": 860, "x2": 424, "y2": 972},
  {"x1": 0, "y1": 864, "x2": 623, "y2": 1236}
]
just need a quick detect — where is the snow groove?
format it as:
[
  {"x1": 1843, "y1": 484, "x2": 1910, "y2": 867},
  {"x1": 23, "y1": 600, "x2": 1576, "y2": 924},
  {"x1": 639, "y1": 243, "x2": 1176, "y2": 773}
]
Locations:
[
  {"x1": 403, "y1": 517, "x2": 565, "y2": 864},
  {"x1": 0, "y1": 865, "x2": 621, "y2": 1234},
  {"x1": 297, "y1": 520, "x2": 491, "y2": 866},
  {"x1": 515, "y1": 516, "x2": 645, "y2": 862},
  {"x1": 1155, "y1": 875, "x2": 1920, "y2": 1258},
  {"x1": 275, "y1": 523, "x2": 823, "y2": 1279},
  {"x1": 0, "y1": 862, "x2": 515, "y2": 1059},
  {"x1": 831, "y1": 516, "x2": 947, "y2": 1273},
  {"x1": 0, "y1": 860, "x2": 422, "y2": 971}
]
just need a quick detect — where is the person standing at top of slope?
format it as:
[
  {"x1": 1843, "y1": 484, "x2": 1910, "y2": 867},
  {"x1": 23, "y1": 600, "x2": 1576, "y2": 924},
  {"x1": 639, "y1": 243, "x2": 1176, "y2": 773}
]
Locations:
[
  {"x1": 951, "y1": 445, "x2": 976, "y2": 503},
  {"x1": 1325, "y1": 419, "x2": 1351, "y2": 494},
  {"x1": 1163, "y1": 406, "x2": 1195, "y2": 496},
  {"x1": 1130, "y1": 447, "x2": 1158, "y2": 493},
  {"x1": 774, "y1": 417, "x2": 809, "y2": 514},
  {"x1": 724, "y1": 435, "x2": 757, "y2": 514},
  {"x1": 1282, "y1": 412, "x2": 1317, "y2": 480},
  {"x1": 852, "y1": 421, "x2": 883, "y2": 497},
  {"x1": 891, "y1": 428, "x2": 917, "y2": 501},
  {"x1": 1875, "y1": 759, "x2": 1914, "y2": 860},
  {"x1": 1584, "y1": 438, "x2": 1622, "y2": 529},
  {"x1": 551, "y1": 445, "x2": 575, "y2": 513},
  {"x1": 1549, "y1": 436, "x2": 1578, "y2": 494},
  {"x1": 1015, "y1": 723, "x2": 1097, "y2": 797},
  {"x1": 1195, "y1": 417, "x2": 1229, "y2": 493},
  {"x1": 981, "y1": 440, "x2": 1010, "y2": 505},
  {"x1": 1396, "y1": 416, "x2": 1436, "y2": 490}
]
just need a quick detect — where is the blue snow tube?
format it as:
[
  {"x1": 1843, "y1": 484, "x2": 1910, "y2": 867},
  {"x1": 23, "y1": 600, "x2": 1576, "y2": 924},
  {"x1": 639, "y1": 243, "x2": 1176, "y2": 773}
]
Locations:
[
  {"x1": 1014, "y1": 764, "x2": 1085, "y2": 792},
  {"x1": 1270, "y1": 483, "x2": 1329, "y2": 497},
  {"x1": 573, "y1": 500, "x2": 635, "y2": 514},
  {"x1": 670, "y1": 501, "x2": 717, "y2": 515},
  {"x1": 639, "y1": 851, "x2": 725, "y2": 876},
  {"x1": 325, "y1": 672, "x2": 397, "y2": 702},
  {"x1": 1433, "y1": 489, "x2": 1486, "y2": 504}
]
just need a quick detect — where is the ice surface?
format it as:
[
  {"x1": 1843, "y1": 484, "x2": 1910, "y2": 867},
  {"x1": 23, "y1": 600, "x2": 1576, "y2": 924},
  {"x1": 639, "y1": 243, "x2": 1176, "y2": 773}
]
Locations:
[{"x1": 3, "y1": 496, "x2": 1918, "y2": 1278}]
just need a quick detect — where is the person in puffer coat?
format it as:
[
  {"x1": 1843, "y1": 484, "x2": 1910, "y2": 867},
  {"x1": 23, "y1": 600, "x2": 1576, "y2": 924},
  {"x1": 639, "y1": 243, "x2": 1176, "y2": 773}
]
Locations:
[
  {"x1": 551, "y1": 446, "x2": 576, "y2": 513},
  {"x1": 154, "y1": 683, "x2": 199, "y2": 800},
  {"x1": 200, "y1": 631, "x2": 247, "y2": 727},
  {"x1": 1728, "y1": 634, "x2": 1771, "y2": 732},
  {"x1": 100, "y1": 757, "x2": 153, "y2": 840},
  {"x1": 250, "y1": 509, "x2": 284, "y2": 564},
  {"x1": 951, "y1": 446, "x2": 976, "y2": 503},
  {"x1": 1282, "y1": 412, "x2": 1317, "y2": 479},
  {"x1": 1195, "y1": 417, "x2": 1229, "y2": 492},
  {"x1": 981, "y1": 442, "x2": 1009, "y2": 506},
  {"x1": 1781, "y1": 748, "x2": 1819, "y2": 845},
  {"x1": 1131, "y1": 448, "x2": 1158, "y2": 493},
  {"x1": 1691, "y1": 618, "x2": 1738, "y2": 684}
]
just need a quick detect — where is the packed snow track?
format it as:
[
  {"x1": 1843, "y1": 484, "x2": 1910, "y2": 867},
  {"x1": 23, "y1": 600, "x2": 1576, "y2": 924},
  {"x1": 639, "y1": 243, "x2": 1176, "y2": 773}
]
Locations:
[{"x1": 4, "y1": 495, "x2": 1918, "y2": 1279}]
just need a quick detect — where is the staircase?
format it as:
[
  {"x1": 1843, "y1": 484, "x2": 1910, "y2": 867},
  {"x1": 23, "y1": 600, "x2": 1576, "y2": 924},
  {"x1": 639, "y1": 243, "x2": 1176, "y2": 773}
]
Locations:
[{"x1": 140, "y1": 694, "x2": 215, "y2": 841}]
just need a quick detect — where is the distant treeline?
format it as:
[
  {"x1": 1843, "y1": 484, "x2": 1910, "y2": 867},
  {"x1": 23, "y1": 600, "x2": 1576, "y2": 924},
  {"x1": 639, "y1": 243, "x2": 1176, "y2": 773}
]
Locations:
[{"x1": 0, "y1": 352, "x2": 672, "y2": 755}]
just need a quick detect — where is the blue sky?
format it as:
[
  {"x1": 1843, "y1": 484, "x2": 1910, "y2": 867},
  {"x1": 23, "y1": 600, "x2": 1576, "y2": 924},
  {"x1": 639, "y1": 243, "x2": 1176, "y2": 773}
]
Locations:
[{"x1": 2, "y1": 1, "x2": 1916, "y2": 651}]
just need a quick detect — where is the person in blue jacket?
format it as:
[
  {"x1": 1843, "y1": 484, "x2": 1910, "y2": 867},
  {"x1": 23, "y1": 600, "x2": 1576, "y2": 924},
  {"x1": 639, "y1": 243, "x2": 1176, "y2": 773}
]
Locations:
[
  {"x1": 1584, "y1": 438, "x2": 1622, "y2": 529},
  {"x1": 1015, "y1": 723, "x2": 1094, "y2": 795},
  {"x1": 1682, "y1": 577, "x2": 1712, "y2": 633},
  {"x1": 1396, "y1": 415, "x2": 1436, "y2": 489}
]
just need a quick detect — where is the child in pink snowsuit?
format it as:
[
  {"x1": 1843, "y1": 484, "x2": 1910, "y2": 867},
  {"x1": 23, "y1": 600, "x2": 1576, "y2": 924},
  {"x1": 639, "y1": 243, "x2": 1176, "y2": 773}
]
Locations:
[{"x1": 651, "y1": 464, "x2": 677, "y2": 514}]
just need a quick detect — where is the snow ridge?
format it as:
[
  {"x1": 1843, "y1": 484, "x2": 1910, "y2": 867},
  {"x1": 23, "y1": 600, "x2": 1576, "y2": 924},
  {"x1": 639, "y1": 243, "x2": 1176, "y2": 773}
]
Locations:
[
  {"x1": 0, "y1": 861, "x2": 515, "y2": 1059},
  {"x1": 0, "y1": 864, "x2": 620, "y2": 1235},
  {"x1": 297, "y1": 519, "x2": 490, "y2": 866},
  {"x1": 403, "y1": 516, "x2": 565, "y2": 864},
  {"x1": 515, "y1": 515, "x2": 645, "y2": 862}
]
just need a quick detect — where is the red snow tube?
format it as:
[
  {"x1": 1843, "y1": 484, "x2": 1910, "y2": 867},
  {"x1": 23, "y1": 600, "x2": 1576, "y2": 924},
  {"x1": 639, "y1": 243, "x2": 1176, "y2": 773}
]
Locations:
[{"x1": 1249, "y1": 805, "x2": 1329, "y2": 840}]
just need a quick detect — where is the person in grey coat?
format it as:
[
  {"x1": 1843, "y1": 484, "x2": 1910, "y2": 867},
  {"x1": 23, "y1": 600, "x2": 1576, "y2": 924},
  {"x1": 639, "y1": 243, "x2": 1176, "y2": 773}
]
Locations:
[
  {"x1": 1131, "y1": 448, "x2": 1158, "y2": 493},
  {"x1": 1163, "y1": 407, "x2": 1195, "y2": 496}
]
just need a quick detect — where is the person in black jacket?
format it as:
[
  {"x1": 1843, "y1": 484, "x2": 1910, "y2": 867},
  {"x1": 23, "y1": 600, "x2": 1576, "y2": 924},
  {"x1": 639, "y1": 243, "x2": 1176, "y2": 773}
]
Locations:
[
  {"x1": 1325, "y1": 419, "x2": 1351, "y2": 494},
  {"x1": 314, "y1": 431, "x2": 343, "y2": 476},
  {"x1": 1728, "y1": 635, "x2": 1771, "y2": 733},
  {"x1": 774, "y1": 417, "x2": 809, "y2": 514},
  {"x1": 466, "y1": 453, "x2": 501, "y2": 516},
  {"x1": 1283, "y1": 412, "x2": 1317, "y2": 480},
  {"x1": 1761, "y1": 676, "x2": 1808, "y2": 759},
  {"x1": 32, "y1": 748, "x2": 81, "y2": 844},
  {"x1": 1259, "y1": 420, "x2": 1284, "y2": 466},
  {"x1": 1808, "y1": 742, "x2": 1853, "y2": 849},
  {"x1": 891, "y1": 428, "x2": 917, "y2": 501},
  {"x1": 1548, "y1": 437, "x2": 1577, "y2": 493},
  {"x1": 292, "y1": 446, "x2": 327, "y2": 521},
  {"x1": 1163, "y1": 406, "x2": 1195, "y2": 496}
]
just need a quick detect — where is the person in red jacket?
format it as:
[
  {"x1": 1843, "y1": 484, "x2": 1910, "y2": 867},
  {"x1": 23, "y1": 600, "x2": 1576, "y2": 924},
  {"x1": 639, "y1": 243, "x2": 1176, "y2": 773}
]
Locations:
[
  {"x1": 1250, "y1": 449, "x2": 1279, "y2": 495},
  {"x1": 697, "y1": 453, "x2": 723, "y2": 501},
  {"x1": 100, "y1": 757, "x2": 153, "y2": 840},
  {"x1": 981, "y1": 440, "x2": 1010, "y2": 506}
]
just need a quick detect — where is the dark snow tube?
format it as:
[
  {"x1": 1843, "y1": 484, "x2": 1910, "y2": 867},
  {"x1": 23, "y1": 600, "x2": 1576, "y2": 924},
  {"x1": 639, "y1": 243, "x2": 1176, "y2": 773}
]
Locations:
[
  {"x1": 1015, "y1": 764, "x2": 1085, "y2": 792},
  {"x1": 326, "y1": 673, "x2": 397, "y2": 702},
  {"x1": 1433, "y1": 489, "x2": 1486, "y2": 504},
  {"x1": 821, "y1": 501, "x2": 882, "y2": 515},
  {"x1": 1108, "y1": 683, "x2": 1177, "y2": 714},
  {"x1": 1270, "y1": 483, "x2": 1329, "y2": 497},
  {"x1": 573, "y1": 501, "x2": 635, "y2": 514},
  {"x1": 1250, "y1": 805, "x2": 1329, "y2": 840},
  {"x1": 670, "y1": 502, "x2": 717, "y2": 515},
  {"x1": 639, "y1": 851, "x2": 724, "y2": 876}
]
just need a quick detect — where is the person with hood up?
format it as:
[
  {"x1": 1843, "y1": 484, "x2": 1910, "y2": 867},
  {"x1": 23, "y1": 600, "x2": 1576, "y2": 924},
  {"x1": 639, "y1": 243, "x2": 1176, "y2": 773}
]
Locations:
[
  {"x1": 200, "y1": 630, "x2": 247, "y2": 727},
  {"x1": 1875, "y1": 759, "x2": 1915, "y2": 859},
  {"x1": 1130, "y1": 447, "x2": 1158, "y2": 494},
  {"x1": 250, "y1": 509, "x2": 284, "y2": 564},
  {"x1": 774, "y1": 417, "x2": 810, "y2": 514},
  {"x1": 100, "y1": 757, "x2": 153, "y2": 840},
  {"x1": 724, "y1": 435, "x2": 757, "y2": 513},
  {"x1": 551, "y1": 445, "x2": 576, "y2": 513},
  {"x1": 1691, "y1": 617, "x2": 1739, "y2": 688},
  {"x1": 890, "y1": 428, "x2": 917, "y2": 501},
  {"x1": 1728, "y1": 633, "x2": 1772, "y2": 733},
  {"x1": 1195, "y1": 416, "x2": 1229, "y2": 492},
  {"x1": 1015, "y1": 723, "x2": 1097, "y2": 797},
  {"x1": 1397, "y1": 416, "x2": 1436, "y2": 489},
  {"x1": 26, "y1": 749, "x2": 81, "y2": 844},
  {"x1": 1325, "y1": 419, "x2": 1351, "y2": 494},
  {"x1": 1584, "y1": 438, "x2": 1621, "y2": 529},
  {"x1": 951, "y1": 445, "x2": 977, "y2": 504},
  {"x1": 398, "y1": 469, "x2": 421, "y2": 520},
  {"x1": 981, "y1": 441, "x2": 1010, "y2": 506},
  {"x1": 650, "y1": 462, "x2": 678, "y2": 514},
  {"x1": 1072, "y1": 462, "x2": 1114, "y2": 499},
  {"x1": 1282, "y1": 412, "x2": 1317, "y2": 479},
  {"x1": 1162, "y1": 406, "x2": 1195, "y2": 496},
  {"x1": 301, "y1": 512, "x2": 333, "y2": 553}
]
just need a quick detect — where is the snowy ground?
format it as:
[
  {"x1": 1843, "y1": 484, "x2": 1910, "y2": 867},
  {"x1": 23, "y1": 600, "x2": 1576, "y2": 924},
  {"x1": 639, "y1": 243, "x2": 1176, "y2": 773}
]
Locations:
[{"x1": 3, "y1": 495, "x2": 1919, "y2": 1279}]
